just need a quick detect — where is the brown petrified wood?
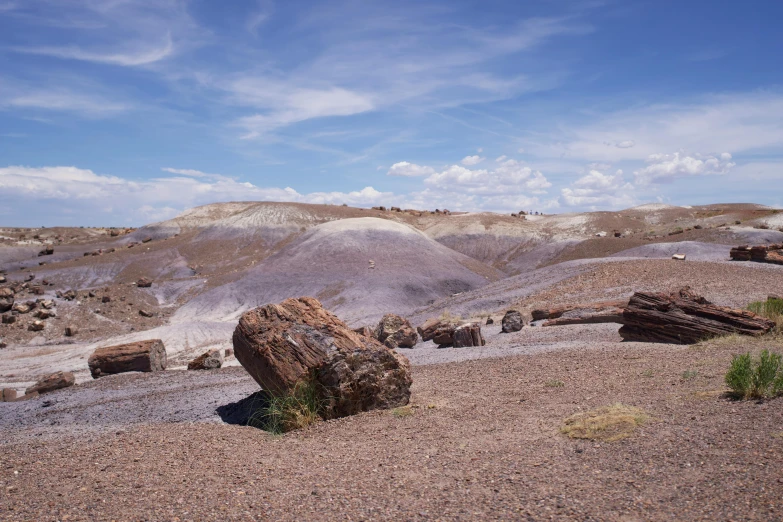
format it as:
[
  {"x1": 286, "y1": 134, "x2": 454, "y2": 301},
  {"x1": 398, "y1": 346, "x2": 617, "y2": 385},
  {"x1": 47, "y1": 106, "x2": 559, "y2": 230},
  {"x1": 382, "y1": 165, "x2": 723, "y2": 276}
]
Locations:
[
  {"x1": 25, "y1": 371, "x2": 75, "y2": 395},
  {"x1": 452, "y1": 323, "x2": 486, "y2": 348},
  {"x1": 532, "y1": 300, "x2": 628, "y2": 321},
  {"x1": 88, "y1": 339, "x2": 167, "y2": 379},
  {"x1": 542, "y1": 309, "x2": 625, "y2": 327},
  {"x1": 232, "y1": 297, "x2": 411, "y2": 418},
  {"x1": 730, "y1": 244, "x2": 783, "y2": 265},
  {"x1": 618, "y1": 287, "x2": 775, "y2": 344}
]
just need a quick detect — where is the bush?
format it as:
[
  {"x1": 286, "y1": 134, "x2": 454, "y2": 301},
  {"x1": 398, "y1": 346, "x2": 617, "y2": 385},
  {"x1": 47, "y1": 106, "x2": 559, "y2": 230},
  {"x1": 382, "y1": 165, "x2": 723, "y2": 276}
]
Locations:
[
  {"x1": 725, "y1": 349, "x2": 783, "y2": 400},
  {"x1": 561, "y1": 403, "x2": 648, "y2": 442},
  {"x1": 248, "y1": 379, "x2": 326, "y2": 434}
]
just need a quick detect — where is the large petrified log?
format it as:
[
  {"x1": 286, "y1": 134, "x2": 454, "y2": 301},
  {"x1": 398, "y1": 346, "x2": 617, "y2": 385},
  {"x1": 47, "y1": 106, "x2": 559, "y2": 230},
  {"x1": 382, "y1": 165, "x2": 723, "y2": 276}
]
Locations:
[
  {"x1": 232, "y1": 297, "x2": 411, "y2": 418},
  {"x1": 88, "y1": 339, "x2": 167, "y2": 378},
  {"x1": 618, "y1": 287, "x2": 776, "y2": 344},
  {"x1": 730, "y1": 244, "x2": 783, "y2": 265},
  {"x1": 417, "y1": 317, "x2": 485, "y2": 347},
  {"x1": 453, "y1": 323, "x2": 486, "y2": 347},
  {"x1": 532, "y1": 300, "x2": 627, "y2": 321}
]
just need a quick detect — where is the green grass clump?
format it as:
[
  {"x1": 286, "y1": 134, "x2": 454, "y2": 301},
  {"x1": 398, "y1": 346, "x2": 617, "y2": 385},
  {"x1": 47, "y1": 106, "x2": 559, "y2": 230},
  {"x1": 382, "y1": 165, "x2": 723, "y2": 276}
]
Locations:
[
  {"x1": 248, "y1": 380, "x2": 326, "y2": 434},
  {"x1": 747, "y1": 298, "x2": 783, "y2": 325},
  {"x1": 725, "y1": 350, "x2": 783, "y2": 400}
]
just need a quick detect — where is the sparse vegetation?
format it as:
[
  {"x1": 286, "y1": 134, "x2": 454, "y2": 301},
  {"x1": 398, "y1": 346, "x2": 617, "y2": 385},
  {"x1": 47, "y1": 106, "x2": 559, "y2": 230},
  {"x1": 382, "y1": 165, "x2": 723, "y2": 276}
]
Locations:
[
  {"x1": 747, "y1": 298, "x2": 783, "y2": 325},
  {"x1": 561, "y1": 403, "x2": 649, "y2": 442},
  {"x1": 438, "y1": 310, "x2": 463, "y2": 324},
  {"x1": 725, "y1": 349, "x2": 783, "y2": 400},
  {"x1": 642, "y1": 369, "x2": 655, "y2": 378},
  {"x1": 681, "y1": 370, "x2": 698, "y2": 380},
  {"x1": 248, "y1": 379, "x2": 326, "y2": 434},
  {"x1": 544, "y1": 379, "x2": 565, "y2": 388},
  {"x1": 392, "y1": 405, "x2": 414, "y2": 417}
]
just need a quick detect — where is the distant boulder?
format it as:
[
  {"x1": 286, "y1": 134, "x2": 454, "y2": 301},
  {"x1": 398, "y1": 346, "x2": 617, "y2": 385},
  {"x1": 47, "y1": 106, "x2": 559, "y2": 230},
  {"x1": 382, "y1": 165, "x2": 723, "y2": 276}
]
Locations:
[
  {"x1": 453, "y1": 323, "x2": 485, "y2": 348},
  {"x1": 187, "y1": 349, "x2": 224, "y2": 370},
  {"x1": 0, "y1": 287, "x2": 14, "y2": 313},
  {"x1": 136, "y1": 277, "x2": 153, "y2": 288},
  {"x1": 88, "y1": 339, "x2": 167, "y2": 379},
  {"x1": 374, "y1": 314, "x2": 419, "y2": 349},
  {"x1": 501, "y1": 310, "x2": 523, "y2": 333}
]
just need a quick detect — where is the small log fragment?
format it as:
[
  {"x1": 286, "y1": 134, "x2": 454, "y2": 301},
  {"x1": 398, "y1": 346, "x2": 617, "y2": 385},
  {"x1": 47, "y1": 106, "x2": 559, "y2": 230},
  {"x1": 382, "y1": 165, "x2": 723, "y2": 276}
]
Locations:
[{"x1": 88, "y1": 339, "x2": 167, "y2": 379}]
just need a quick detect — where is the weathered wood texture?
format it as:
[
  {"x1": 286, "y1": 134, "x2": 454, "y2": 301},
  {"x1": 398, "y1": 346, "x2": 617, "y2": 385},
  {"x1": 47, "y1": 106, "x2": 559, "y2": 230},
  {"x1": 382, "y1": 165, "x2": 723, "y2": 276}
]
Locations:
[
  {"x1": 618, "y1": 288, "x2": 775, "y2": 344},
  {"x1": 88, "y1": 339, "x2": 167, "y2": 379}
]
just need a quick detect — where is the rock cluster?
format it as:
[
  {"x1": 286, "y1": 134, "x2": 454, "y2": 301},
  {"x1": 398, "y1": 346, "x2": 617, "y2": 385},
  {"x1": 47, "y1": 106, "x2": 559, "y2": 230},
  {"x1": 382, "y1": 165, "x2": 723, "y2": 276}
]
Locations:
[
  {"x1": 730, "y1": 244, "x2": 783, "y2": 265},
  {"x1": 232, "y1": 297, "x2": 411, "y2": 418},
  {"x1": 418, "y1": 317, "x2": 486, "y2": 347},
  {"x1": 532, "y1": 300, "x2": 627, "y2": 321}
]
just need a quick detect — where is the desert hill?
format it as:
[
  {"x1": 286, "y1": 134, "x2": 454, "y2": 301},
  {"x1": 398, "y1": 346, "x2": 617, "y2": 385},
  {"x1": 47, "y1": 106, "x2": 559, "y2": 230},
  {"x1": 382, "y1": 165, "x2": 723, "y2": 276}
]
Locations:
[{"x1": 1, "y1": 201, "x2": 782, "y2": 387}]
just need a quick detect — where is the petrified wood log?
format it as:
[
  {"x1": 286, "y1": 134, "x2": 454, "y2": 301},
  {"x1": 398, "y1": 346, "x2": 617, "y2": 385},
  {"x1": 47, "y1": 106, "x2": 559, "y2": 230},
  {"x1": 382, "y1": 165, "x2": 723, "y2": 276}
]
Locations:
[
  {"x1": 618, "y1": 288, "x2": 775, "y2": 344},
  {"x1": 542, "y1": 309, "x2": 625, "y2": 327},
  {"x1": 730, "y1": 244, "x2": 783, "y2": 265},
  {"x1": 88, "y1": 339, "x2": 167, "y2": 379},
  {"x1": 452, "y1": 323, "x2": 485, "y2": 347},
  {"x1": 25, "y1": 371, "x2": 75, "y2": 395},
  {"x1": 532, "y1": 300, "x2": 627, "y2": 321}
]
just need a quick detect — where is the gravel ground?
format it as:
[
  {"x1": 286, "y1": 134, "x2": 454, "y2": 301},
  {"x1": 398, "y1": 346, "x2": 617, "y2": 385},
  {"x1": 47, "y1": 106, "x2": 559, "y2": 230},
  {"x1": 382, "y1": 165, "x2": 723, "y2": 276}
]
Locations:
[{"x1": 2, "y1": 335, "x2": 782, "y2": 521}]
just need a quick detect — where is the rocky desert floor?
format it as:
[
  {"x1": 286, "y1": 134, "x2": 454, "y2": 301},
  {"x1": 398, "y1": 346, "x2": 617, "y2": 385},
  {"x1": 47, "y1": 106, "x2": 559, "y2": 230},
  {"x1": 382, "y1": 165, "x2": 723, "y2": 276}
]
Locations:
[{"x1": 2, "y1": 201, "x2": 783, "y2": 520}]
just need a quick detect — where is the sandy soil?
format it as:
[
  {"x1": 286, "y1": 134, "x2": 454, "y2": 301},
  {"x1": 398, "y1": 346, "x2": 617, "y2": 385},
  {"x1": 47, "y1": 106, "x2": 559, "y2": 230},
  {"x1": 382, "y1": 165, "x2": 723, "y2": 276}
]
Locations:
[{"x1": 2, "y1": 334, "x2": 782, "y2": 521}]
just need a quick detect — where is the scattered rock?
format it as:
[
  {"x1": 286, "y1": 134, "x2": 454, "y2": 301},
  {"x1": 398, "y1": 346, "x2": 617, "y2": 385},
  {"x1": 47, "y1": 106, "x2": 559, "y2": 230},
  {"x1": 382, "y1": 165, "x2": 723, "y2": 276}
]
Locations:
[
  {"x1": 88, "y1": 339, "x2": 167, "y2": 379},
  {"x1": 1, "y1": 388, "x2": 17, "y2": 402},
  {"x1": 352, "y1": 326, "x2": 374, "y2": 337},
  {"x1": 232, "y1": 297, "x2": 411, "y2": 418},
  {"x1": 618, "y1": 287, "x2": 776, "y2": 344},
  {"x1": 60, "y1": 290, "x2": 77, "y2": 301},
  {"x1": 0, "y1": 287, "x2": 14, "y2": 313},
  {"x1": 693, "y1": 224, "x2": 703, "y2": 230},
  {"x1": 374, "y1": 314, "x2": 419, "y2": 349},
  {"x1": 25, "y1": 371, "x2": 75, "y2": 395},
  {"x1": 0, "y1": 275, "x2": 5, "y2": 283},
  {"x1": 452, "y1": 323, "x2": 486, "y2": 348},
  {"x1": 12, "y1": 303, "x2": 31, "y2": 314},
  {"x1": 38, "y1": 246, "x2": 54, "y2": 257},
  {"x1": 28, "y1": 320, "x2": 45, "y2": 332},
  {"x1": 187, "y1": 349, "x2": 224, "y2": 370},
  {"x1": 417, "y1": 317, "x2": 462, "y2": 346},
  {"x1": 40, "y1": 299, "x2": 54, "y2": 309},
  {"x1": 2, "y1": 314, "x2": 16, "y2": 324},
  {"x1": 501, "y1": 310, "x2": 523, "y2": 333},
  {"x1": 102, "y1": 296, "x2": 111, "y2": 303},
  {"x1": 672, "y1": 254, "x2": 686, "y2": 261},
  {"x1": 142, "y1": 237, "x2": 152, "y2": 243},
  {"x1": 24, "y1": 274, "x2": 35, "y2": 282},
  {"x1": 137, "y1": 277, "x2": 153, "y2": 288},
  {"x1": 65, "y1": 326, "x2": 78, "y2": 337},
  {"x1": 486, "y1": 317, "x2": 494, "y2": 325},
  {"x1": 34, "y1": 309, "x2": 55, "y2": 319},
  {"x1": 138, "y1": 309, "x2": 154, "y2": 318},
  {"x1": 224, "y1": 348, "x2": 234, "y2": 358}
]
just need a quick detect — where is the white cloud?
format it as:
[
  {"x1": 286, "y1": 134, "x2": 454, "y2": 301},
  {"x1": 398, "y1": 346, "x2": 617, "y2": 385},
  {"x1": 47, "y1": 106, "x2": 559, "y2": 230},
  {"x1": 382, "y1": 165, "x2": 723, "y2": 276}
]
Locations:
[
  {"x1": 560, "y1": 168, "x2": 636, "y2": 209},
  {"x1": 386, "y1": 161, "x2": 435, "y2": 177},
  {"x1": 615, "y1": 140, "x2": 635, "y2": 148},
  {"x1": 424, "y1": 159, "x2": 551, "y2": 196},
  {"x1": 15, "y1": 36, "x2": 174, "y2": 67},
  {"x1": 3, "y1": 90, "x2": 129, "y2": 116},
  {"x1": 0, "y1": 165, "x2": 391, "y2": 224},
  {"x1": 477, "y1": 148, "x2": 483, "y2": 153},
  {"x1": 634, "y1": 152, "x2": 735, "y2": 184},
  {"x1": 495, "y1": 155, "x2": 507, "y2": 162},
  {"x1": 461, "y1": 155, "x2": 485, "y2": 166},
  {"x1": 231, "y1": 83, "x2": 376, "y2": 136}
]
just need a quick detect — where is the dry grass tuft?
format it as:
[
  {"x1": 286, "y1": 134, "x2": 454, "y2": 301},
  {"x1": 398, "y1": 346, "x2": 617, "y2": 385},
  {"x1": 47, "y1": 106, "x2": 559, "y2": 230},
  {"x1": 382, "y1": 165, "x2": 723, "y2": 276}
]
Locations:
[
  {"x1": 438, "y1": 310, "x2": 463, "y2": 324},
  {"x1": 561, "y1": 403, "x2": 649, "y2": 442},
  {"x1": 392, "y1": 405, "x2": 414, "y2": 418}
]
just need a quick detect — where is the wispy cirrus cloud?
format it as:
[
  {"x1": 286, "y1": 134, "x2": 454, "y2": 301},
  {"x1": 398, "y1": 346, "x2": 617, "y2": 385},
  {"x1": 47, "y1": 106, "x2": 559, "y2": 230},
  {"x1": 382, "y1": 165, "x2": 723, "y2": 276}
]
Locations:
[{"x1": 14, "y1": 35, "x2": 174, "y2": 67}]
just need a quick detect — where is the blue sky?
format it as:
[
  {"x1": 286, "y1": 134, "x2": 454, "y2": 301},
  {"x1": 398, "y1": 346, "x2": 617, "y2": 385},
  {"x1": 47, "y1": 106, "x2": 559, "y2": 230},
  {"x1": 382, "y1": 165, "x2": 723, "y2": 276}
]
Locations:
[{"x1": 1, "y1": 0, "x2": 782, "y2": 226}]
